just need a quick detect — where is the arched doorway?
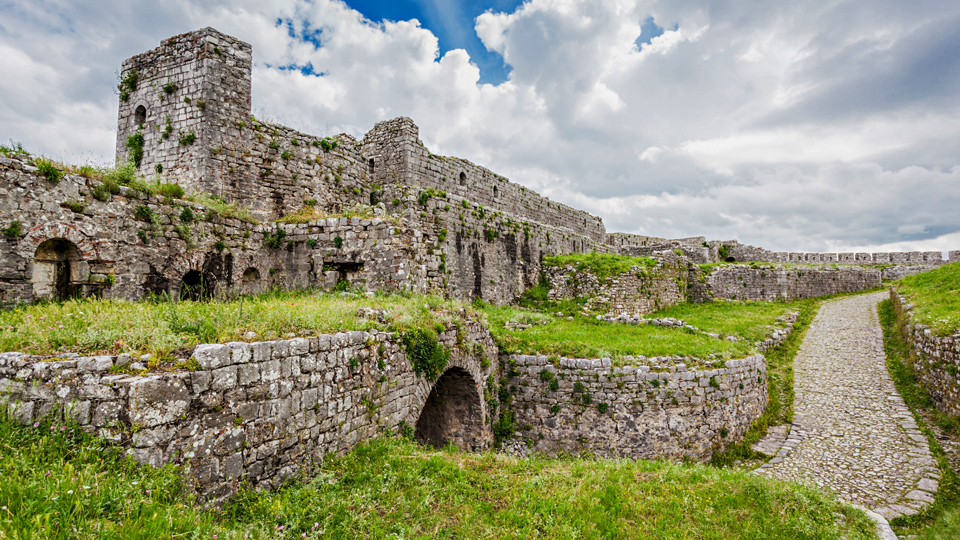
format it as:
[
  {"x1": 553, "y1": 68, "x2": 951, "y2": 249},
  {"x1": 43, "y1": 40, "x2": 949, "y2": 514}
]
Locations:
[
  {"x1": 32, "y1": 239, "x2": 82, "y2": 301},
  {"x1": 241, "y1": 267, "x2": 261, "y2": 295},
  {"x1": 415, "y1": 367, "x2": 487, "y2": 451},
  {"x1": 179, "y1": 270, "x2": 214, "y2": 301}
]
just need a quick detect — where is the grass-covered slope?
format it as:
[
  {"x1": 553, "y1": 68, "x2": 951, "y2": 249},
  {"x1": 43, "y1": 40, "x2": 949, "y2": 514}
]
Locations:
[
  {"x1": 0, "y1": 290, "x2": 470, "y2": 358},
  {"x1": 482, "y1": 299, "x2": 813, "y2": 363},
  {"x1": 0, "y1": 416, "x2": 877, "y2": 539},
  {"x1": 896, "y1": 261, "x2": 960, "y2": 336}
]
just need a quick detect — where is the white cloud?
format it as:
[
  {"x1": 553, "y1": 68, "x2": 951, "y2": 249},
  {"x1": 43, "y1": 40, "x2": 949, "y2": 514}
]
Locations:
[{"x1": 1, "y1": 0, "x2": 959, "y2": 253}]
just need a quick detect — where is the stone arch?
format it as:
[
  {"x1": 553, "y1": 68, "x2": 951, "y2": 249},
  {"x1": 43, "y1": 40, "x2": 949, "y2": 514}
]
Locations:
[
  {"x1": 368, "y1": 158, "x2": 375, "y2": 175},
  {"x1": 134, "y1": 105, "x2": 147, "y2": 127},
  {"x1": 18, "y1": 222, "x2": 97, "y2": 261},
  {"x1": 240, "y1": 267, "x2": 263, "y2": 295},
  {"x1": 493, "y1": 185, "x2": 499, "y2": 199},
  {"x1": 32, "y1": 238, "x2": 84, "y2": 301},
  {"x1": 410, "y1": 354, "x2": 492, "y2": 451},
  {"x1": 725, "y1": 257, "x2": 736, "y2": 262},
  {"x1": 459, "y1": 171, "x2": 467, "y2": 186}
]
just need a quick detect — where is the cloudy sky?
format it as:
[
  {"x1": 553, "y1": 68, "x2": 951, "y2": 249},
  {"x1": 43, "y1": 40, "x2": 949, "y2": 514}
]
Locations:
[{"x1": 2, "y1": 0, "x2": 959, "y2": 254}]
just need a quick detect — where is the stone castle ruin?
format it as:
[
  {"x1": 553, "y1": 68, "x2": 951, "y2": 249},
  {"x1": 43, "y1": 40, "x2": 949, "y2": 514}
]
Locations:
[{"x1": 1, "y1": 28, "x2": 958, "y2": 500}]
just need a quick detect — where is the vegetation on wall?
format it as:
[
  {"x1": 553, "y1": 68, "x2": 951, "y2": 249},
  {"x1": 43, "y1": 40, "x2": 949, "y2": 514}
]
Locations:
[{"x1": 896, "y1": 261, "x2": 960, "y2": 336}]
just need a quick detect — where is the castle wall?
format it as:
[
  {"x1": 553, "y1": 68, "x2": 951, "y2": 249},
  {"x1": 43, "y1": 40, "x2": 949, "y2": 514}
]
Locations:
[
  {"x1": 0, "y1": 156, "x2": 438, "y2": 305},
  {"x1": 891, "y1": 287, "x2": 960, "y2": 418},
  {"x1": 506, "y1": 354, "x2": 767, "y2": 460},
  {"x1": 544, "y1": 254, "x2": 688, "y2": 316},
  {"x1": 0, "y1": 319, "x2": 497, "y2": 502},
  {"x1": 717, "y1": 240, "x2": 947, "y2": 268},
  {"x1": 703, "y1": 265, "x2": 881, "y2": 301}
]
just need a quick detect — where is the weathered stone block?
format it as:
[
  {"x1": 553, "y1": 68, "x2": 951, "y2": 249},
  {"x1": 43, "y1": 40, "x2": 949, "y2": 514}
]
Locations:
[{"x1": 129, "y1": 377, "x2": 191, "y2": 428}]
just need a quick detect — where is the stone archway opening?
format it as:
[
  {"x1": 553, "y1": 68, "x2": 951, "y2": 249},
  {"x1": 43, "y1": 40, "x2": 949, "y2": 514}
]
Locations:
[
  {"x1": 32, "y1": 239, "x2": 83, "y2": 301},
  {"x1": 241, "y1": 267, "x2": 261, "y2": 295},
  {"x1": 415, "y1": 366, "x2": 486, "y2": 451},
  {"x1": 134, "y1": 105, "x2": 147, "y2": 127},
  {"x1": 179, "y1": 270, "x2": 214, "y2": 301}
]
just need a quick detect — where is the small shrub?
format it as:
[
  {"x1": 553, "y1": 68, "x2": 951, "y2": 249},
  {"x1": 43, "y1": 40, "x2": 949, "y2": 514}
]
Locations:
[
  {"x1": 391, "y1": 198, "x2": 400, "y2": 206},
  {"x1": 62, "y1": 199, "x2": 86, "y2": 213},
  {"x1": 2, "y1": 220, "x2": 24, "y2": 239},
  {"x1": 196, "y1": 100, "x2": 206, "y2": 110},
  {"x1": 319, "y1": 137, "x2": 338, "y2": 152},
  {"x1": 179, "y1": 207, "x2": 195, "y2": 223},
  {"x1": 333, "y1": 236, "x2": 343, "y2": 248},
  {"x1": 263, "y1": 226, "x2": 287, "y2": 248},
  {"x1": 155, "y1": 163, "x2": 163, "y2": 173},
  {"x1": 597, "y1": 403, "x2": 609, "y2": 414},
  {"x1": 720, "y1": 427, "x2": 729, "y2": 438},
  {"x1": 550, "y1": 404, "x2": 561, "y2": 414},
  {"x1": 117, "y1": 69, "x2": 138, "y2": 101},
  {"x1": 398, "y1": 421, "x2": 415, "y2": 439},
  {"x1": 290, "y1": 138, "x2": 300, "y2": 146},
  {"x1": 581, "y1": 393, "x2": 593, "y2": 405},
  {"x1": 213, "y1": 240, "x2": 226, "y2": 252},
  {"x1": 179, "y1": 132, "x2": 196, "y2": 146},
  {"x1": 438, "y1": 228, "x2": 447, "y2": 242},
  {"x1": 35, "y1": 158, "x2": 62, "y2": 184},
  {"x1": 136, "y1": 230, "x2": 148, "y2": 243},
  {"x1": 401, "y1": 328, "x2": 450, "y2": 380},
  {"x1": 280, "y1": 151, "x2": 291, "y2": 160},
  {"x1": 349, "y1": 357, "x2": 360, "y2": 369},
  {"x1": 306, "y1": 239, "x2": 317, "y2": 248},
  {"x1": 125, "y1": 131, "x2": 145, "y2": 168},
  {"x1": 134, "y1": 205, "x2": 155, "y2": 222},
  {"x1": 709, "y1": 376, "x2": 720, "y2": 389},
  {"x1": 155, "y1": 183, "x2": 185, "y2": 199},
  {"x1": 162, "y1": 81, "x2": 177, "y2": 94}
]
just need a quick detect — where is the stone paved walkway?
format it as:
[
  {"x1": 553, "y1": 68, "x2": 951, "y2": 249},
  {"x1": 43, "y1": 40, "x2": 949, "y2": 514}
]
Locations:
[{"x1": 755, "y1": 292, "x2": 940, "y2": 521}]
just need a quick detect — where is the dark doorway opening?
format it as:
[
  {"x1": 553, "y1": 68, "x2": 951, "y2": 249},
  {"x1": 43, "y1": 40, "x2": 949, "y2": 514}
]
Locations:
[
  {"x1": 179, "y1": 270, "x2": 214, "y2": 301},
  {"x1": 415, "y1": 367, "x2": 486, "y2": 451},
  {"x1": 33, "y1": 238, "x2": 82, "y2": 301}
]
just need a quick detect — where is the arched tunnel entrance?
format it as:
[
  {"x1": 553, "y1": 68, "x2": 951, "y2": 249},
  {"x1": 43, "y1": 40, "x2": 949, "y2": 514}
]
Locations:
[
  {"x1": 32, "y1": 238, "x2": 82, "y2": 301},
  {"x1": 415, "y1": 367, "x2": 488, "y2": 451}
]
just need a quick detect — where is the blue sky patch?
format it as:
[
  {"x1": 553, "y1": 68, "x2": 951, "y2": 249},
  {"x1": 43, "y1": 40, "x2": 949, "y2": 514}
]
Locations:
[
  {"x1": 636, "y1": 16, "x2": 669, "y2": 48},
  {"x1": 341, "y1": 0, "x2": 523, "y2": 84}
]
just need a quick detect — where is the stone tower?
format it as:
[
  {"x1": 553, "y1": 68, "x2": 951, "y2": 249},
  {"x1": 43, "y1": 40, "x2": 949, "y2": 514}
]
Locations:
[{"x1": 115, "y1": 27, "x2": 252, "y2": 198}]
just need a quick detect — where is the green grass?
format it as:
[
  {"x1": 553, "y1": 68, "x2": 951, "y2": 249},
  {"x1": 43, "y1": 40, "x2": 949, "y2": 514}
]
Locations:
[
  {"x1": 896, "y1": 261, "x2": 960, "y2": 336},
  {"x1": 0, "y1": 290, "x2": 472, "y2": 358},
  {"x1": 651, "y1": 299, "x2": 811, "y2": 343},
  {"x1": 543, "y1": 252, "x2": 657, "y2": 283},
  {"x1": 0, "y1": 416, "x2": 877, "y2": 539},
  {"x1": 482, "y1": 298, "x2": 812, "y2": 365},
  {"x1": 482, "y1": 304, "x2": 755, "y2": 363},
  {"x1": 878, "y1": 298, "x2": 960, "y2": 538},
  {"x1": 710, "y1": 298, "x2": 822, "y2": 466}
]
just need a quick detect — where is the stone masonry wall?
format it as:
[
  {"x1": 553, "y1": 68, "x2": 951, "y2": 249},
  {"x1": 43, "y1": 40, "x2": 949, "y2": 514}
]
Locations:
[
  {"x1": 0, "y1": 156, "x2": 440, "y2": 305},
  {"x1": 0, "y1": 318, "x2": 498, "y2": 502},
  {"x1": 507, "y1": 354, "x2": 768, "y2": 460},
  {"x1": 703, "y1": 265, "x2": 881, "y2": 301},
  {"x1": 891, "y1": 288, "x2": 960, "y2": 418},
  {"x1": 716, "y1": 240, "x2": 948, "y2": 268},
  {"x1": 545, "y1": 253, "x2": 688, "y2": 316}
]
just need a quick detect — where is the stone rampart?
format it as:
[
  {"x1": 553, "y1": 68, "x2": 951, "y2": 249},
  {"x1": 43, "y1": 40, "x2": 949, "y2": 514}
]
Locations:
[
  {"x1": 891, "y1": 288, "x2": 960, "y2": 418},
  {"x1": 0, "y1": 318, "x2": 497, "y2": 502},
  {"x1": 717, "y1": 240, "x2": 947, "y2": 268},
  {"x1": 0, "y1": 156, "x2": 440, "y2": 304},
  {"x1": 544, "y1": 254, "x2": 688, "y2": 315},
  {"x1": 506, "y1": 354, "x2": 767, "y2": 460},
  {"x1": 704, "y1": 265, "x2": 881, "y2": 301}
]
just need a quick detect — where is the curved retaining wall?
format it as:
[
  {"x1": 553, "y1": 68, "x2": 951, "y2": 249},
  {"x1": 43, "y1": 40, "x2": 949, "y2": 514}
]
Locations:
[
  {"x1": 891, "y1": 288, "x2": 960, "y2": 417},
  {"x1": 506, "y1": 354, "x2": 768, "y2": 459},
  {"x1": 0, "y1": 317, "x2": 497, "y2": 502}
]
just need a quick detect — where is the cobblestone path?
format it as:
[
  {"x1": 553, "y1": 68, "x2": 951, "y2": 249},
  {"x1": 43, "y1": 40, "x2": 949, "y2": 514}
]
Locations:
[{"x1": 756, "y1": 292, "x2": 940, "y2": 521}]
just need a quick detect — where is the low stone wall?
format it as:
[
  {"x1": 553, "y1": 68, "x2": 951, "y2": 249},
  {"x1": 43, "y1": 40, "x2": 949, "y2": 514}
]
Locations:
[
  {"x1": 891, "y1": 288, "x2": 960, "y2": 418},
  {"x1": 545, "y1": 254, "x2": 688, "y2": 315},
  {"x1": 704, "y1": 265, "x2": 880, "y2": 301},
  {"x1": 0, "y1": 318, "x2": 497, "y2": 502},
  {"x1": 506, "y1": 354, "x2": 767, "y2": 460}
]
